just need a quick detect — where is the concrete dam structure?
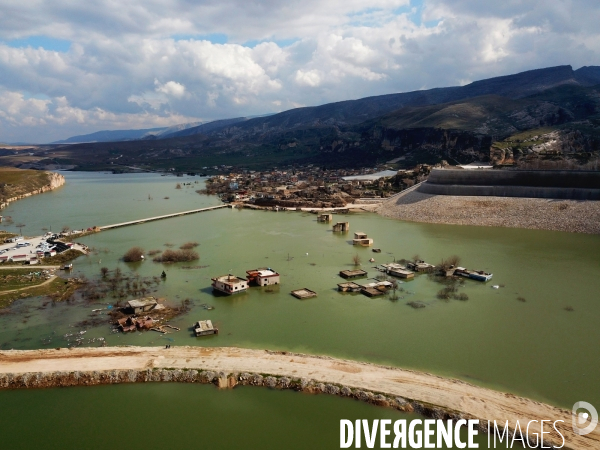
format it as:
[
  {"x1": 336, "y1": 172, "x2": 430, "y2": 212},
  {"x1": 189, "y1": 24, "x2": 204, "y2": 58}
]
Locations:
[{"x1": 419, "y1": 169, "x2": 600, "y2": 200}]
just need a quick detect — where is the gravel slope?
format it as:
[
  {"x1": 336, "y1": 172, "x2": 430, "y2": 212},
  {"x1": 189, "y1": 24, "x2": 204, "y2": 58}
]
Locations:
[{"x1": 378, "y1": 191, "x2": 600, "y2": 234}]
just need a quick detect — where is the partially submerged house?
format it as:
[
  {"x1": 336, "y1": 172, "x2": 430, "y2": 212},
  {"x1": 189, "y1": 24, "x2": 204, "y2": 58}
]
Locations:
[
  {"x1": 381, "y1": 263, "x2": 414, "y2": 280},
  {"x1": 332, "y1": 222, "x2": 350, "y2": 232},
  {"x1": 318, "y1": 213, "x2": 333, "y2": 223},
  {"x1": 407, "y1": 260, "x2": 436, "y2": 272},
  {"x1": 337, "y1": 282, "x2": 362, "y2": 292},
  {"x1": 360, "y1": 281, "x2": 394, "y2": 297},
  {"x1": 361, "y1": 287, "x2": 385, "y2": 297},
  {"x1": 291, "y1": 288, "x2": 317, "y2": 299},
  {"x1": 127, "y1": 297, "x2": 158, "y2": 314},
  {"x1": 352, "y1": 232, "x2": 373, "y2": 246},
  {"x1": 211, "y1": 274, "x2": 249, "y2": 295},
  {"x1": 194, "y1": 319, "x2": 218, "y2": 336},
  {"x1": 453, "y1": 267, "x2": 493, "y2": 282},
  {"x1": 339, "y1": 269, "x2": 368, "y2": 279},
  {"x1": 117, "y1": 316, "x2": 154, "y2": 332},
  {"x1": 246, "y1": 268, "x2": 280, "y2": 286}
]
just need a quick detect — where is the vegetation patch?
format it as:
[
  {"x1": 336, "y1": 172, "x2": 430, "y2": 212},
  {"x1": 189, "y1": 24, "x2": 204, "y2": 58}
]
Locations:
[
  {"x1": 0, "y1": 276, "x2": 83, "y2": 309},
  {"x1": 80, "y1": 267, "x2": 160, "y2": 302},
  {"x1": 153, "y1": 249, "x2": 199, "y2": 263},
  {"x1": 123, "y1": 247, "x2": 145, "y2": 262},
  {"x1": 179, "y1": 242, "x2": 199, "y2": 250},
  {"x1": 42, "y1": 249, "x2": 85, "y2": 265}
]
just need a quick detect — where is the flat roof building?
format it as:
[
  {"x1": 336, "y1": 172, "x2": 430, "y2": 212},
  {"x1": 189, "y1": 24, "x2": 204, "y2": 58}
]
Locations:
[
  {"x1": 246, "y1": 268, "x2": 280, "y2": 286},
  {"x1": 211, "y1": 274, "x2": 249, "y2": 295},
  {"x1": 195, "y1": 320, "x2": 218, "y2": 336},
  {"x1": 127, "y1": 297, "x2": 158, "y2": 314}
]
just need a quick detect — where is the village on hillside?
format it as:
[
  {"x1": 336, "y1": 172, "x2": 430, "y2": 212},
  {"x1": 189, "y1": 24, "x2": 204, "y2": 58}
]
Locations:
[{"x1": 199, "y1": 163, "x2": 436, "y2": 209}]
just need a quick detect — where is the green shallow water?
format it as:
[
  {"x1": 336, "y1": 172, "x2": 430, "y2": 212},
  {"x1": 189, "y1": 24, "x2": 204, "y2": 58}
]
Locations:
[
  {"x1": 0, "y1": 172, "x2": 598, "y2": 415},
  {"x1": 0, "y1": 383, "x2": 520, "y2": 450}
]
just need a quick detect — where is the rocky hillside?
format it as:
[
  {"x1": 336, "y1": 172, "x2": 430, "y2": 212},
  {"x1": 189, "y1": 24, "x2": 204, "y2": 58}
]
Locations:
[
  {"x1": 165, "y1": 65, "x2": 600, "y2": 140},
  {"x1": 0, "y1": 168, "x2": 65, "y2": 204},
  {"x1": 5, "y1": 65, "x2": 600, "y2": 171}
]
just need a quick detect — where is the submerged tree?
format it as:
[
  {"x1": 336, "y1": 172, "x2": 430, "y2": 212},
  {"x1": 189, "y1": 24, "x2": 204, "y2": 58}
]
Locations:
[
  {"x1": 352, "y1": 254, "x2": 361, "y2": 266},
  {"x1": 123, "y1": 247, "x2": 145, "y2": 262},
  {"x1": 389, "y1": 279, "x2": 400, "y2": 301}
]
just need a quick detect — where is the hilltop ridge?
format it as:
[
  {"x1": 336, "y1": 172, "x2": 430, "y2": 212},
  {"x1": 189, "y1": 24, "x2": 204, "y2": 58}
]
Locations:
[{"x1": 3, "y1": 64, "x2": 600, "y2": 171}]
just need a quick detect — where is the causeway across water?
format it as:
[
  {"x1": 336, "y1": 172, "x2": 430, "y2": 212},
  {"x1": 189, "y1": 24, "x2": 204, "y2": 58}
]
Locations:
[{"x1": 99, "y1": 204, "x2": 228, "y2": 230}]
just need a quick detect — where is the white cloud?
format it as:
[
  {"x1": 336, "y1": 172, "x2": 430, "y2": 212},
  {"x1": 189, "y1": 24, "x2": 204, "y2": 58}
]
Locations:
[
  {"x1": 0, "y1": 90, "x2": 199, "y2": 142},
  {"x1": 295, "y1": 69, "x2": 322, "y2": 87},
  {"x1": 155, "y1": 80, "x2": 186, "y2": 98},
  {"x1": 0, "y1": 0, "x2": 599, "y2": 142}
]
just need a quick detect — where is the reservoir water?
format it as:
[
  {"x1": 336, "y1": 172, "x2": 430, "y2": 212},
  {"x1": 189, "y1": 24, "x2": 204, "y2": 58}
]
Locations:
[
  {"x1": 0, "y1": 383, "x2": 513, "y2": 450},
  {"x1": 0, "y1": 171, "x2": 597, "y2": 448}
]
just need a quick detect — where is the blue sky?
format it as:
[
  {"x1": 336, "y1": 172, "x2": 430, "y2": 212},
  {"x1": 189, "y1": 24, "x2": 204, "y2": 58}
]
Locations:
[
  {"x1": 0, "y1": 0, "x2": 598, "y2": 143},
  {"x1": 5, "y1": 36, "x2": 71, "y2": 52}
]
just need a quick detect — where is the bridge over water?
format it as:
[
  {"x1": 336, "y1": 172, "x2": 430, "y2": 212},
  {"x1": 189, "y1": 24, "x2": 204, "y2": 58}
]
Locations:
[{"x1": 99, "y1": 204, "x2": 228, "y2": 231}]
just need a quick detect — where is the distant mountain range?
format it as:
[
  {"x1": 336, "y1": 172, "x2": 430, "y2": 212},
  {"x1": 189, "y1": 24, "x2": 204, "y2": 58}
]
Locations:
[
  {"x1": 54, "y1": 65, "x2": 600, "y2": 145},
  {"x1": 15, "y1": 64, "x2": 600, "y2": 171},
  {"x1": 51, "y1": 122, "x2": 204, "y2": 144},
  {"x1": 159, "y1": 64, "x2": 600, "y2": 140}
]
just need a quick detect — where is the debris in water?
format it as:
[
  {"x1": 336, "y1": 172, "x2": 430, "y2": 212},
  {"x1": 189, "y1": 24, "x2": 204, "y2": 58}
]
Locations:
[{"x1": 407, "y1": 301, "x2": 426, "y2": 309}]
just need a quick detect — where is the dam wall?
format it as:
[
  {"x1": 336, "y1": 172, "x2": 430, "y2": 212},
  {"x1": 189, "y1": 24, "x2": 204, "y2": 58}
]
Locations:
[{"x1": 418, "y1": 169, "x2": 600, "y2": 200}]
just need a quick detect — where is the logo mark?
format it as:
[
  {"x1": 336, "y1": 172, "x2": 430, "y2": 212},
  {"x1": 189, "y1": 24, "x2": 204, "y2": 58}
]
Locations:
[{"x1": 572, "y1": 401, "x2": 598, "y2": 436}]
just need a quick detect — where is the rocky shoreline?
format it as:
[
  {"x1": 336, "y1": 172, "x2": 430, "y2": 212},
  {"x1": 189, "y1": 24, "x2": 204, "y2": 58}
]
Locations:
[
  {"x1": 0, "y1": 367, "x2": 533, "y2": 444},
  {"x1": 378, "y1": 190, "x2": 600, "y2": 234}
]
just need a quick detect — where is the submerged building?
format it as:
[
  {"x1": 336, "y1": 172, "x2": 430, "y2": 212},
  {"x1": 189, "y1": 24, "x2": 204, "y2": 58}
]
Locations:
[
  {"x1": 194, "y1": 320, "x2": 218, "y2": 336},
  {"x1": 352, "y1": 232, "x2": 373, "y2": 246},
  {"x1": 246, "y1": 268, "x2": 281, "y2": 286},
  {"x1": 211, "y1": 274, "x2": 249, "y2": 295}
]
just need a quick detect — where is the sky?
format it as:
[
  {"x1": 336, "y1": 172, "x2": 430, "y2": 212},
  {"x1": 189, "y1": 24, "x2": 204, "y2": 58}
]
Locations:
[{"x1": 0, "y1": 0, "x2": 599, "y2": 143}]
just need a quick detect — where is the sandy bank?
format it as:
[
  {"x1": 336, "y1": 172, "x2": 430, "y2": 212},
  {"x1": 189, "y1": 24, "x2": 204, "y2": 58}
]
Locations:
[
  {"x1": 378, "y1": 190, "x2": 600, "y2": 234},
  {"x1": 0, "y1": 346, "x2": 597, "y2": 449}
]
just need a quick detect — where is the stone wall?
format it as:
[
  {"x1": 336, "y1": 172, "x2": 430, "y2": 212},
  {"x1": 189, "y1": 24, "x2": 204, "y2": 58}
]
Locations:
[
  {"x1": 0, "y1": 367, "x2": 553, "y2": 444},
  {"x1": 0, "y1": 367, "x2": 481, "y2": 427}
]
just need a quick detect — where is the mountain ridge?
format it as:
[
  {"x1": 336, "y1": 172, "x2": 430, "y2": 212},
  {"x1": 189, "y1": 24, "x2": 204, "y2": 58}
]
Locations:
[{"x1": 6, "y1": 64, "x2": 599, "y2": 172}]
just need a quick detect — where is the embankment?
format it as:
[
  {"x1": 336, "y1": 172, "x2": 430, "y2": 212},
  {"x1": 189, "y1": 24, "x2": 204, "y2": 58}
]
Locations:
[
  {"x1": 378, "y1": 169, "x2": 600, "y2": 233},
  {"x1": 419, "y1": 169, "x2": 600, "y2": 200},
  {"x1": 0, "y1": 346, "x2": 597, "y2": 449}
]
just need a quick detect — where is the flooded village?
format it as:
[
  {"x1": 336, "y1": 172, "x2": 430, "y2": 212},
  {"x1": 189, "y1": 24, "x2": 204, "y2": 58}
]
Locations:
[
  {"x1": 0, "y1": 170, "x2": 596, "y2": 450},
  {"x1": 0, "y1": 166, "x2": 499, "y2": 349},
  {"x1": 199, "y1": 163, "x2": 434, "y2": 209},
  {"x1": 192, "y1": 218, "x2": 495, "y2": 318}
]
